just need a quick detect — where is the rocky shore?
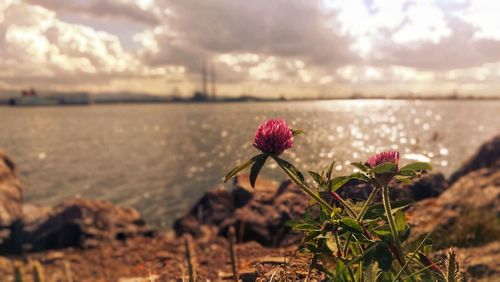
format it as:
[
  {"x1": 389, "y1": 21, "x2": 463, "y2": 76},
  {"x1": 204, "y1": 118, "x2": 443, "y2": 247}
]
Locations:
[{"x1": 0, "y1": 135, "x2": 498, "y2": 281}]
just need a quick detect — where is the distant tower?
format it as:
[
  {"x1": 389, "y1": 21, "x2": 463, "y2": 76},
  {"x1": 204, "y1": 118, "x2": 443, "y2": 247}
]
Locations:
[
  {"x1": 202, "y1": 61, "x2": 208, "y2": 98},
  {"x1": 210, "y1": 64, "x2": 216, "y2": 100}
]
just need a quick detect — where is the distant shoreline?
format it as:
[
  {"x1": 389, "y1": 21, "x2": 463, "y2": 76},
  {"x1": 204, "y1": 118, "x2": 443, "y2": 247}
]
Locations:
[{"x1": 1, "y1": 96, "x2": 499, "y2": 107}]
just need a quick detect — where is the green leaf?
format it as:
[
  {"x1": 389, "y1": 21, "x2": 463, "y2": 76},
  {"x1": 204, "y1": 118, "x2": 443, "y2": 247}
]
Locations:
[
  {"x1": 291, "y1": 128, "x2": 305, "y2": 136},
  {"x1": 292, "y1": 222, "x2": 320, "y2": 232},
  {"x1": 371, "y1": 162, "x2": 397, "y2": 174},
  {"x1": 351, "y1": 162, "x2": 369, "y2": 172},
  {"x1": 308, "y1": 171, "x2": 324, "y2": 185},
  {"x1": 394, "y1": 175, "x2": 413, "y2": 184},
  {"x1": 363, "y1": 261, "x2": 380, "y2": 282},
  {"x1": 394, "y1": 210, "x2": 406, "y2": 233},
  {"x1": 373, "y1": 226, "x2": 391, "y2": 238},
  {"x1": 249, "y1": 154, "x2": 268, "y2": 188},
  {"x1": 275, "y1": 157, "x2": 305, "y2": 183},
  {"x1": 223, "y1": 154, "x2": 264, "y2": 182},
  {"x1": 349, "y1": 172, "x2": 371, "y2": 183},
  {"x1": 333, "y1": 260, "x2": 351, "y2": 281},
  {"x1": 399, "y1": 162, "x2": 432, "y2": 172},
  {"x1": 328, "y1": 176, "x2": 350, "y2": 192},
  {"x1": 397, "y1": 170, "x2": 418, "y2": 177},
  {"x1": 374, "y1": 243, "x2": 393, "y2": 271},
  {"x1": 325, "y1": 233, "x2": 339, "y2": 254},
  {"x1": 328, "y1": 172, "x2": 370, "y2": 192},
  {"x1": 400, "y1": 224, "x2": 411, "y2": 242},
  {"x1": 326, "y1": 161, "x2": 335, "y2": 181},
  {"x1": 341, "y1": 218, "x2": 363, "y2": 234},
  {"x1": 364, "y1": 200, "x2": 412, "y2": 220}
]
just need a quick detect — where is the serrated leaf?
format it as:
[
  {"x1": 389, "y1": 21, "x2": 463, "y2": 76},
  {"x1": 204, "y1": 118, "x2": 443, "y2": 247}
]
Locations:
[
  {"x1": 371, "y1": 162, "x2": 397, "y2": 174},
  {"x1": 223, "y1": 154, "x2": 263, "y2": 182},
  {"x1": 249, "y1": 154, "x2": 268, "y2": 188},
  {"x1": 399, "y1": 162, "x2": 432, "y2": 172}
]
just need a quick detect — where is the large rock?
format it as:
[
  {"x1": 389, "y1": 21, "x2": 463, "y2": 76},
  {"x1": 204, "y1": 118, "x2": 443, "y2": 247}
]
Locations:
[
  {"x1": 336, "y1": 173, "x2": 448, "y2": 203},
  {"x1": 407, "y1": 168, "x2": 500, "y2": 247},
  {"x1": 0, "y1": 150, "x2": 22, "y2": 246},
  {"x1": 21, "y1": 198, "x2": 154, "y2": 251},
  {"x1": 173, "y1": 186, "x2": 235, "y2": 238},
  {"x1": 174, "y1": 174, "x2": 309, "y2": 246},
  {"x1": 432, "y1": 242, "x2": 500, "y2": 281},
  {"x1": 450, "y1": 135, "x2": 500, "y2": 184},
  {"x1": 220, "y1": 180, "x2": 309, "y2": 246}
]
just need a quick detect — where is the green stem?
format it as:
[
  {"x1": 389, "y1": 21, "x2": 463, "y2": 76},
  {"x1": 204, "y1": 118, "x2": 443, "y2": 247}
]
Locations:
[
  {"x1": 393, "y1": 232, "x2": 433, "y2": 281},
  {"x1": 273, "y1": 156, "x2": 334, "y2": 213},
  {"x1": 343, "y1": 186, "x2": 379, "y2": 257},
  {"x1": 382, "y1": 185, "x2": 402, "y2": 257},
  {"x1": 383, "y1": 184, "x2": 414, "y2": 282},
  {"x1": 332, "y1": 192, "x2": 357, "y2": 218},
  {"x1": 347, "y1": 243, "x2": 378, "y2": 266},
  {"x1": 357, "y1": 186, "x2": 379, "y2": 221}
]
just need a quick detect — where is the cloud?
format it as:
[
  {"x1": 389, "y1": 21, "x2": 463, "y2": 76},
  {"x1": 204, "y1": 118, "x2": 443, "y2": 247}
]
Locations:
[
  {"x1": 1, "y1": 0, "x2": 500, "y2": 97},
  {"x1": 137, "y1": 0, "x2": 357, "y2": 71},
  {"x1": 26, "y1": 0, "x2": 161, "y2": 25},
  {"x1": 0, "y1": 0, "x2": 183, "y2": 93}
]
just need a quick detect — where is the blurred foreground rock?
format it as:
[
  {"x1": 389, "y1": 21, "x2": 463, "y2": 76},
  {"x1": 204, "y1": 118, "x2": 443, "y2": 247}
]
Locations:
[
  {"x1": 21, "y1": 198, "x2": 154, "y2": 251},
  {"x1": 408, "y1": 167, "x2": 499, "y2": 247},
  {"x1": 174, "y1": 175, "x2": 309, "y2": 246},
  {"x1": 450, "y1": 241, "x2": 500, "y2": 281},
  {"x1": 0, "y1": 150, "x2": 153, "y2": 253},
  {"x1": 336, "y1": 172, "x2": 449, "y2": 203},
  {"x1": 450, "y1": 135, "x2": 500, "y2": 183},
  {"x1": 0, "y1": 150, "x2": 22, "y2": 248}
]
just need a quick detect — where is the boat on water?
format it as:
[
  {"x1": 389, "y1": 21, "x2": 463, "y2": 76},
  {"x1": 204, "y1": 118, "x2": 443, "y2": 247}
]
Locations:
[{"x1": 9, "y1": 89, "x2": 92, "y2": 106}]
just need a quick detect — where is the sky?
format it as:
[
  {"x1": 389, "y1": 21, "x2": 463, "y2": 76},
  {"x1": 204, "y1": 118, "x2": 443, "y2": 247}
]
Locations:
[{"x1": 1, "y1": 0, "x2": 500, "y2": 98}]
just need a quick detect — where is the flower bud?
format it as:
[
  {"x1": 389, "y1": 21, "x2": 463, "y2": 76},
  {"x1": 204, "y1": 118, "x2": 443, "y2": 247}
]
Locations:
[
  {"x1": 253, "y1": 119, "x2": 293, "y2": 155},
  {"x1": 367, "y1": 150, "x2": 400, "y2": 185}
]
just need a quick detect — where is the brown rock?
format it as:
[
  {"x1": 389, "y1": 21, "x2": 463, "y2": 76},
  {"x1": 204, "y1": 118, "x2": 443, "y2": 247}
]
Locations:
[
  {"x1": 336, "y1": 173, "x2": 448, "y2": 203},
  {"x1": 173, "y1": 186, "x2": 235, "y2": 237},
  {"x1": 227, "y1": 178, "x2": 309, "y2": 246},
  {"x1": 0, "y1": 150, "x2": 23, "y2": 247},
  {"x1": 21, "y1": 198, "x2": 154, "y2": 251},
  {"x1": 174, "y1": 175, "x2": 308, "y2": 246},
  {"x1": 407, "y1": 168, "x2": 500, "y2": 247},
  {"x1": 0, "y1": 151, "x2": 22, "y2": 222},
  {"x1": 433, "y1": 242, "x2": 500, "y2": 281},
  {"x1": 450, "y1": 135, "x2": 500, "y2": 184}
]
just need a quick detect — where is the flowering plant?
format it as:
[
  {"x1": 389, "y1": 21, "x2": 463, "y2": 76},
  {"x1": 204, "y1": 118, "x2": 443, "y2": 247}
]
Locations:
[{"x1": 225, "y1": 118, "x2": 461, "y2": 281}]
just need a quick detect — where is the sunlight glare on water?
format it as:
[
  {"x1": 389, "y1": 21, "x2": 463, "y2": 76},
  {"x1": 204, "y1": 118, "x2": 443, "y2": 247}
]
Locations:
[{"x1": 0, "y1": 99, "x2": 499, "y2": 228}]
